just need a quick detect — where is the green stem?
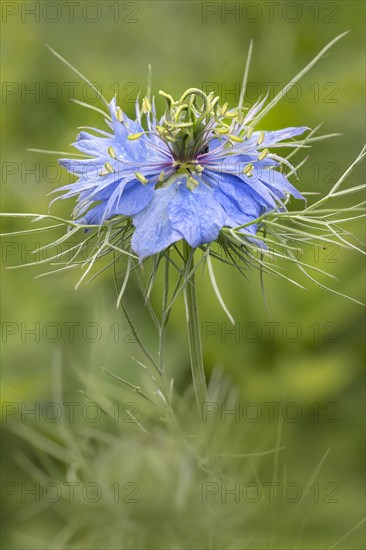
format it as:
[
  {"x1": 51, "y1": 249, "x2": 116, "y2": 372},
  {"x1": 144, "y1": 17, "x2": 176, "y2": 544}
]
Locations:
[{"x1": 183, "y1": 241, "x2": 208, "y2": 416}]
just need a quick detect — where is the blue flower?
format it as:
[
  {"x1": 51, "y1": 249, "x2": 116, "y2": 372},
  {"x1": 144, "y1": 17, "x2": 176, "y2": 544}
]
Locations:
[{"x1": 56, "y1": 90, "x2": 307, "y2": 259}]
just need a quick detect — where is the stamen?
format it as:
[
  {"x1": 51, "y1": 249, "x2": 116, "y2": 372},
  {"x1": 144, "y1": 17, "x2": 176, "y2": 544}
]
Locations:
[
  {"x1": 243, "y1": 163, "x2": 254, "y2": 176},
  {"x1": 186, "y1": 176, "x2": 199, "y2": 191},
  {"x1": 107, "y1": 146, "x2": 116, "y2": 159},
  {"x1": 104, "y1": 162, "x2": 114, "y2": 173},
  {"x1": 195, "y1": 165, "x2": 204, "y2": 173},
  {"x1": 156, "y1": 126, "x2": 166, "y2": 135},
  {"x1": 159, "y1": 171, "x2": 165, "y2": 182},
  {"x1": 215, "y1": 127, "x2": 229, "y2": 135},
  {"x1": 115, "y1": 108, "x2": 123, "y2": 122},
  {"x1": 246, "y1": 127, "x2": 254, "y2": 139},
  {"x1": 142, "y1": 97, "x2": 152, "y2": 113},
  {"x1": 257, "y1": 131, "x2": 265, "y2": 145},
  {"x1": 258, "y1": 148, "x2": 269, "y2": 160},
  {"x1": 128, "y1": 133, "x2": 143, "y2": 140},
  {"x1": 220, "y1": 102, "x2": 229, "y2": 115},
  {"x1": 135, "y1": 172, "x2": 148, "y2": 184},
  {"x1": 229, "y1": 135, "x2": 244, "y2": 143},
  {"x1": 225, "y1": 111, "x2": 238, "y2": 119}
]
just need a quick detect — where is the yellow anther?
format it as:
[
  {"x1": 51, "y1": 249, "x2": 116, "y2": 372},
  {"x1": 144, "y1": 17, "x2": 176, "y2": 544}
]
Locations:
[
  {"x1": 107, "y1": 146, "x2": 116, "y2": 159},
  {"x1": 128, "y1": 133, "x2": 143, "y2": 140},
  {"x1": 195, "y1": 164, "x2": 204, "y2": 173},
  {"x1": 158, "y1": 171, "x2": 165, "y2": 182},
  {"x1": 246, "y1": 127, "x2": 254, "y2": 139},
  {"x1": 104, "y1": 161, "x2": 114, "y2": 173},
  {"x1": 142, "y1": 97, "x2": 152, "y2": 113},
  {"x1": 243, "y1": 163, "x2": 254, "y2": 176},
  {"x1": 220, "y1": 102, "x2": 229, "y2": 116},
  {"x1": 186, "y1": 176, "x2": 199, "y2": 191},
  {"x1": 258, "y1": 148, "x2": 269, "y2": 161},
  {"x1": 99, "y1": 170, "x2": 109, "y2": 177},
  {"x1": 215, "y1": 127, "x2": 229, "y2": 135},
  {"x1": 229, "y1": 134, "x2": 244, "y2": 143},
  {"x1": 156, "y1": 125, "x2": 166, "y2": 134},
  {"x1": 225, "y1": 110, "x2": 238, "y2": 118},
  {"x1": 115, "y1": 107, "x2": 123, "y2": 122},
  {"x1": 257, "y1": 131, "x2": 265, "y2": 145},
  {"x1": 135, "y1": 172, "x2": 148, "y2": 184}
]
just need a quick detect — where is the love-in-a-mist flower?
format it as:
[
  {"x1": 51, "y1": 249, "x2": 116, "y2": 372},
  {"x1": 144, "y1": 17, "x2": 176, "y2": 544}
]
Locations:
[{"x1": 56, "y1": 89, "x2": 307, "y2": 259}]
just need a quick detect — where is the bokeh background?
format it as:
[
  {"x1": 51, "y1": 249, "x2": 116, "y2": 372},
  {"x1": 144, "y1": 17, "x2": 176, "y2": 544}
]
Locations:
[{"x1": 1, "y1": 1, "x2": 365, "y2": 548}]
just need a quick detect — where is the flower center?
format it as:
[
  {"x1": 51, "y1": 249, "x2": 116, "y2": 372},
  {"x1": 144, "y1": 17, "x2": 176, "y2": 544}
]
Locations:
[
  {"x1": 173, "y1": 161, "x2": 194, "y2": 170},
  {"x1": 124, "y1": 88, "x2": 258, "y2": 191},
  {"x1": 157, "y1": 88, "x2": 219, "y2": 164}
]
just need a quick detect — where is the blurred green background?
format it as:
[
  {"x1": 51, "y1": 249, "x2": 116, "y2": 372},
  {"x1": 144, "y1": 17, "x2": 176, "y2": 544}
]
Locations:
[{"x1": 1, "y1": 1, "x2": 365, "y2": 548}]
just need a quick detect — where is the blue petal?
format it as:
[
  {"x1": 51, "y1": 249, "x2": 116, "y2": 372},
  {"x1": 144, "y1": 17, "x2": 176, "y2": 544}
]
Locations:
[
  {"x1": 207, "y1": 171, "x2": 274, "y2": 209},
  {"x1": 72, "y1": 132, "x2": 114, "y2": 156},
  {"x1": 107, "y1": 98, "x2": 151, "y2": 164},
  {"x1": 206, "y1": 155, "x2": 277, "y2": 173},
  {"x1": 78, "y1": 182, "x2": 154, "y2": 225},
  {"x1": 167, "y1": 180, "x2": 227, "y2": 248},
  {"x1": 213, "y1": 186, "x2": 262, "y2": 228},
  {"x1": 114, "y1": 181, "x2": 155, "y2": 216},
  {"x1": 253, "y1": 126, "x2": 308, "y2": 146},
  {"x1": 240, "y1": 172, "x2": 278, "y2": 208},
  {"x1": 208, "y1": 138, "x2": 222, "y2": 151},
  {"x1": 56, "y1": 171, "x2": 120, "y2": 199},
  {"x1": 78, "y1": 203, "x2": 107, "y2": 225},
  {"x1": 59, "y1": 158, "x2": 103, "y2": 176},
  {"x1": 131, "y1": 185, "x2": 182, "y2": 259},
  {"x1": 259, "y1": 169, "x2": 304, "y2": 200}
]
